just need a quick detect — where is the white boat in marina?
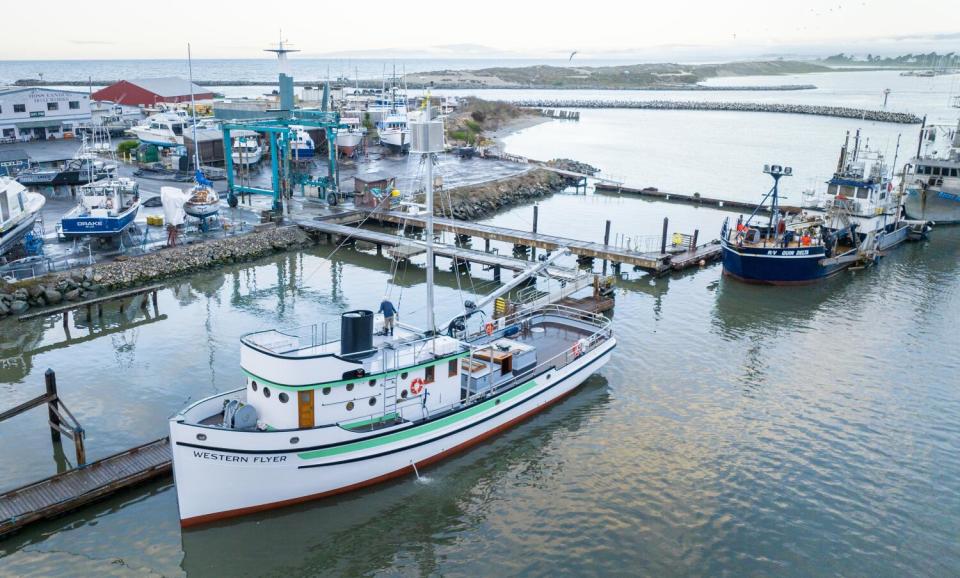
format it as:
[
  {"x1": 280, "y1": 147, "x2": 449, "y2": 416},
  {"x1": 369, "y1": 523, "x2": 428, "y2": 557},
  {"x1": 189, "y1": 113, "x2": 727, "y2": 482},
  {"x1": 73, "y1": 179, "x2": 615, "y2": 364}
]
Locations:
[
  {"x1": 903, "y1": 116, "x2": 960, "y2": 224},
  {"x1": 0, "y1": 177, "x2": 46, "y2": 256},
  {"x1": 168, "y1": 102, "x2": 616, "y2": 526},
  {"x1": 59, "y1": 178, "x2": 140, "y2": 238},
  {"x1": 181, "y1": 46, "x2": 220, "y2": 222},
  {"x1": 128, "y1": 112, "x2": 190, "y2": 147},
  {"x1": 231, "y1": 135, "x2": 263, "y2": 166}
]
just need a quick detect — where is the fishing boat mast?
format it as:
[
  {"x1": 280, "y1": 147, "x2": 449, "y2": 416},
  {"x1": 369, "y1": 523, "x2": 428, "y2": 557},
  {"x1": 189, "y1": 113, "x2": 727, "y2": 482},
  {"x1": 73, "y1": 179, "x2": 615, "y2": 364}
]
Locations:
[{"x1": 187, "y1": 43, "x2": 200, "y2": 172}]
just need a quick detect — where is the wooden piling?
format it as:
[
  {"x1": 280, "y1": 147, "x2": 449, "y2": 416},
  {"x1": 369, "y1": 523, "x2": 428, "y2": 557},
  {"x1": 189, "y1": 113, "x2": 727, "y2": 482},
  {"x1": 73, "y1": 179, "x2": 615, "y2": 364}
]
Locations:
[
  {"x1": 45, "y1": 369, "x2": 60, "y2": 444},
  {"x1": 660, "y1": 218, "x2": 669, "y2": 254}
]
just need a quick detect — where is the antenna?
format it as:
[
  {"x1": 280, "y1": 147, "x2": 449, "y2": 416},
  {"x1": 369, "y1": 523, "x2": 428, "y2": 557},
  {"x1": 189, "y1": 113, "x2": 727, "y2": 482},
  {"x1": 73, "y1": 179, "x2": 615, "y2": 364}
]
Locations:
[{"x1": 410, "y1": 98, "x2": 444, "y2": 334}]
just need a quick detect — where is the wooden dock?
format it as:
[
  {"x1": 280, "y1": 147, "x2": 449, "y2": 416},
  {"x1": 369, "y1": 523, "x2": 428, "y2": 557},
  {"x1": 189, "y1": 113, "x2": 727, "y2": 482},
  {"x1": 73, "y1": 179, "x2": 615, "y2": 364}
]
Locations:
[
  {"x1": 295, "y1": 218, "x2": 583, "y2": 281},
  {"x1": 18, "y1": 283, "x2": 164, "y2": 323},
  {"x1": 356, "y1": 210, "x2": 719, "y2": 274},
  {"x1": 594, "y1": 182, "x2": 802, "y2": 213},
  {"x1": 0, "y1": 437, "x2": 171, "y2": 538}
]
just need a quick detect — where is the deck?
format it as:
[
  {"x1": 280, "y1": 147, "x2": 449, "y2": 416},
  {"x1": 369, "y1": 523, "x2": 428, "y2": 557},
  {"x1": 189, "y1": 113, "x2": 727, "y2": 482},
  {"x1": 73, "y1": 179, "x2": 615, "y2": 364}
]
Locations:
[{"x1": 0, "y1": 437, "x2": 171, "y2": 538}]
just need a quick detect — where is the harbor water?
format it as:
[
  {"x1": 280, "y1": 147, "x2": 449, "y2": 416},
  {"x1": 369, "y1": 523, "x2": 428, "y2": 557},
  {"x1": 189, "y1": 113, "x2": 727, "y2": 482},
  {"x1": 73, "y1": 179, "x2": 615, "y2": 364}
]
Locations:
[{"x1": 2, "y1": 69, "x2": 960, "y2": 576}]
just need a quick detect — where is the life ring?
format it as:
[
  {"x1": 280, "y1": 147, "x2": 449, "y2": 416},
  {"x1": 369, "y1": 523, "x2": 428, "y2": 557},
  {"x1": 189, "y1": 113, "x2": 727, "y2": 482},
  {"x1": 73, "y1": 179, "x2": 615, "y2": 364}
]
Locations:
[
  {"x1": 410, "y1": 377, "x2": 425, "y2": 395},
  {"x1": 484, "y1": 322, "x2": 495, "y2": 336},
  {"x1": 571, "y1": 341, "x2": 583, "y2": 358}
]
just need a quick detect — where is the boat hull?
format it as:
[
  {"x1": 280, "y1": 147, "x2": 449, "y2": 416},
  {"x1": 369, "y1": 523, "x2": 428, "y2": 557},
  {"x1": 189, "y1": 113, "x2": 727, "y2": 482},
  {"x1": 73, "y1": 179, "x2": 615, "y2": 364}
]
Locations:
[
  {"x1": 380, "y1": 130, "x2": 410, "y2": 153},
  {"x1": 721, "y1": 241, "x2": 850, "y2": 284},
  {"x1": 231, "y1": 150, "x2": 263, "y2": 166},
  {"x1": 60, "y1": 205, "x2": 140, "y2": 237},
  {"x1": 184, "y1": 203, "x2": 220, "y2": 219},
  {"x1": 169, "y1": 339, "x2": 615, "y2": 526},
  {"x1": 0, "y1": 213, "x2": 38, "y2": 255},
  {"x1": 904, "y1": 187, "x2": 960, "y2": 224}
]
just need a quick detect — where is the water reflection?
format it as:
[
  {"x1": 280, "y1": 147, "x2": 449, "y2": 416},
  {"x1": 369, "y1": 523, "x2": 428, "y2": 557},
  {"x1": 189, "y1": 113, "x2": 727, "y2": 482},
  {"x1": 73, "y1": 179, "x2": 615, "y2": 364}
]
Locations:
[{"x1": 179, "y1": 378, "x2": 611, "y2": 576}]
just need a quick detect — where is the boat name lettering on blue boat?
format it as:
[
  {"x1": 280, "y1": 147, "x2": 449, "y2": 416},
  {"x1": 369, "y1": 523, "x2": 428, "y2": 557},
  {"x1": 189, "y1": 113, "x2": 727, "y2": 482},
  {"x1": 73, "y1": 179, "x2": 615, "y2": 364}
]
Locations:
[
  {"x1": 766, "y1": 250, "x2": 810, "y2": 256},
  {"x1": 192, "y1": 450, "x2": 286, "y2": 463}
]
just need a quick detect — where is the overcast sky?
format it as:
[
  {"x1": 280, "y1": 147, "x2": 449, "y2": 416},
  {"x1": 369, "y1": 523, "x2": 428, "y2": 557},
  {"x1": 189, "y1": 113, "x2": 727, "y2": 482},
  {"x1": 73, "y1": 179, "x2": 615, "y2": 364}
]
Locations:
[{"x1": 2, "y1": 0, "x2": 957, "y2": 60}]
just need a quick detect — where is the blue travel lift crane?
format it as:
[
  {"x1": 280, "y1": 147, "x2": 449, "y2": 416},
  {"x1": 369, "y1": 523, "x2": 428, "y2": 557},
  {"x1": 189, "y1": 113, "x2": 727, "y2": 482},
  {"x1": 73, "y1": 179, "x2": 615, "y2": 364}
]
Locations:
[{"x1": 222, "y1": 65, "x2": 344, "y2": 214}]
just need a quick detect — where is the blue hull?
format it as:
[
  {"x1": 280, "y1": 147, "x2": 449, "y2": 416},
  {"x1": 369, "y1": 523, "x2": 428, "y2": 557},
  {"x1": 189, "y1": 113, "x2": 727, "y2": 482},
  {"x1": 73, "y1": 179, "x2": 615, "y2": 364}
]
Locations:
[
  {"x1": 290, "y1": 147, "x2": 315, "y2": 160},
  {"x1": 721, "y1": 241, "x2": 850, "y2": 284},
  {"x1": 61, "y1": 206, "x2": 139, "y2": 237}
]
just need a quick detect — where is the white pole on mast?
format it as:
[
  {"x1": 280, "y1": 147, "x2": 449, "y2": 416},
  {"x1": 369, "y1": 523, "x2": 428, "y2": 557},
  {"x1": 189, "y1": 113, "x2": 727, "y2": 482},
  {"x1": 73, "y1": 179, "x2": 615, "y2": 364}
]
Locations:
[
  {"x1": 188, "y1": 43, "x2": 199, "y2": 171},
  {"x1": 424, "y1": 97, "x2": 435, "y2": 334}
]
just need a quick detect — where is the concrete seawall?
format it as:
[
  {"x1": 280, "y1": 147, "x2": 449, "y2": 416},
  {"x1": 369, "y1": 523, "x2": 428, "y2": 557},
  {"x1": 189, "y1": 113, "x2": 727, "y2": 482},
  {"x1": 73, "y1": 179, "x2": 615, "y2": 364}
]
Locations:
[{"x1": 513, "y1": 100, "x2": 923, "y2": 124}]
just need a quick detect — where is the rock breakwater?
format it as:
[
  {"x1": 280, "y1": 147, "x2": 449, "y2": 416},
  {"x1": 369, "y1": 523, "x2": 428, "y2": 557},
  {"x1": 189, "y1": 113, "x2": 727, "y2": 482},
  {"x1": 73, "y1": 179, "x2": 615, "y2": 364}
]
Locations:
[
  {"x1": 514, "y1": 100, "x2": 923, "y2": 124},
  {"x1": 425, "y1": 169, "x2": 566, "y2": 220},
  {"x1": 0, "y1": 226, "x2": 311, "y2": 319}
]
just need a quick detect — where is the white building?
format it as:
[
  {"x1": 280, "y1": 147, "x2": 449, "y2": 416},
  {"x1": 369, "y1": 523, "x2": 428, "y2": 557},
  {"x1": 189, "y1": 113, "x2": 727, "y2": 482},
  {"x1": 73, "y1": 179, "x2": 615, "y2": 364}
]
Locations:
[{"x1": 0, "y1": 87, "x2": 92, "y2": 142}]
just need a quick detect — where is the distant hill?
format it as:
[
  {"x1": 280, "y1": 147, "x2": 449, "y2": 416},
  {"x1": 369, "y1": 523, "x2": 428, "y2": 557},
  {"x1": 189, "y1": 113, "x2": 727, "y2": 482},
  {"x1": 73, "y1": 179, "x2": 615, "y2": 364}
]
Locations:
[{"x1": 403, "y1": 60, "x2": 829, "y2": 89}]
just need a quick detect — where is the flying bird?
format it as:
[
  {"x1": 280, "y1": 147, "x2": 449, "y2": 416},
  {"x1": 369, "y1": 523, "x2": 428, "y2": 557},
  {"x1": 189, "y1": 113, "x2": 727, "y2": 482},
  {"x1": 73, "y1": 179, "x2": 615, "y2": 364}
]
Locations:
[{"x1": 568, "y1": 51, "x2": 578, "y2": 62}]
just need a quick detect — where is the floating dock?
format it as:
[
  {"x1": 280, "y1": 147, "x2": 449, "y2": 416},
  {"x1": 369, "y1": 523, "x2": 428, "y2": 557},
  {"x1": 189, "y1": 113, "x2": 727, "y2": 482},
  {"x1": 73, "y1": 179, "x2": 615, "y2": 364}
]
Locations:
[
  {"x1": 594, "y1": 182, "x2": 803, "y2": 213},
  {"x1": 355, "y1": 210, "x2": 720, "y2": 274},
  {"x1": 0, "y1": 438, "x2": 171, "y2": 538}
]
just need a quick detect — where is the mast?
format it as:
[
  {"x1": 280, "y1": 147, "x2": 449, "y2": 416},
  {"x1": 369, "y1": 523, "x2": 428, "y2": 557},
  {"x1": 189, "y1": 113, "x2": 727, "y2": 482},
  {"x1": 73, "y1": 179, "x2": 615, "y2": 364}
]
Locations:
[
  {"x1": 424, "y1": 98, "x2": 435, "y2": 334},
  {"x1": 188, "y1": 43, "x2": 199, "y2": 171}
]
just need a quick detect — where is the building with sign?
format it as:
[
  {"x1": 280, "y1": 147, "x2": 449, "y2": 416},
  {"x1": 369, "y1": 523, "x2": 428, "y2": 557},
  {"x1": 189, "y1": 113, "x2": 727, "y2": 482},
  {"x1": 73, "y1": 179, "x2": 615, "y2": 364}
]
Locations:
[{"x1": 0, "y1": 87, "x2": 92, "y2": 142}]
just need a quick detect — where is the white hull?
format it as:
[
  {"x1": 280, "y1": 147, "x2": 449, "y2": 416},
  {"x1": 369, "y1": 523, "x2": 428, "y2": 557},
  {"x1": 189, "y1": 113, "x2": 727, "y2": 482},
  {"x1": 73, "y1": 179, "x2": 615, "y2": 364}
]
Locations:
[
  {"x1": 169, "y1": 339, "x2": 615, "y2": 525},
  {"x1": 380, "y1": 129, "x2": 410, "y2": 151},
  {"x1": 184, "y1": 202, "x2": 219, "y2": 218},
  {"x1": 231, "y1": 148, "x2": 263, "y2": 166},
  {"x1": 129, "y1": 126, "x2": 184, "y2": 146}
]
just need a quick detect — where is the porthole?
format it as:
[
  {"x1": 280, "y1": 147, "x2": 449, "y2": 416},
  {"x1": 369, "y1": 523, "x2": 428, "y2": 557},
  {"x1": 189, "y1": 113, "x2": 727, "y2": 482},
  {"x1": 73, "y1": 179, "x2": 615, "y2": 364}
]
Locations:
[
  {"x1": 279, "y1": 392, "x2": 289, "y2": 403},
  {"x1": 401, "y1": 390, "x2": 408, "y2": 399},
  {"x1": 322, "y1": 387, "x2": 331, "y2": 395},
  {"x1": 346, "y1": 401, "x2": 355, "y2": 411},
  {"x1": 346, "y1": 383, "x2": 354, "y2": 392},
  {"x1": 251, "y1": 381, "x2": 258, "y2": 391},
  {"x1": 196, "y1": 433, "x2": 207, "y2": 441},
  {"x1": 369, "y1": 379, "x2": 376, "y2": 387},
  {"x1": 369, "y1": 397, "x2": 377, "y2": 406},
  {"x1": 289, "y1": 436, "x2": 300, "y2": 444},
  {"x1": 547, "y1": 374, "x2": 551, "y2": 380},
  {"x1": 263, "y1": 387, "x2": 271, "y2": 398},
  {"x1": 495, "y1": 399, "x2": 501, "y2": 405},
  {"x1": 401, "y1": 372, "x2": 408, "y2": 379}
]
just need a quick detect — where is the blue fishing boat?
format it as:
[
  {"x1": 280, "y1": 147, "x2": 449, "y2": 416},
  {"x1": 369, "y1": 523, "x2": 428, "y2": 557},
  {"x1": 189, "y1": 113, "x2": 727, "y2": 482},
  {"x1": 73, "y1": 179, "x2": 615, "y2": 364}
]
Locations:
[
  {"x1": 59, "y1": 178, "x2": 140, "y2": 238},
  {"x1": 721, "y1": 132, "x2": 926, "y2": 284}
]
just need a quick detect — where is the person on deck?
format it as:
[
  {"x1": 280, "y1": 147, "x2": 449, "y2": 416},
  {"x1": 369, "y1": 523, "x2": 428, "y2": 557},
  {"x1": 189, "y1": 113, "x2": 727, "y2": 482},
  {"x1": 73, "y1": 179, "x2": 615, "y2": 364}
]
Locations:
[{"x1": 379, "y1": 299, "x2": 397, "y2": 336}]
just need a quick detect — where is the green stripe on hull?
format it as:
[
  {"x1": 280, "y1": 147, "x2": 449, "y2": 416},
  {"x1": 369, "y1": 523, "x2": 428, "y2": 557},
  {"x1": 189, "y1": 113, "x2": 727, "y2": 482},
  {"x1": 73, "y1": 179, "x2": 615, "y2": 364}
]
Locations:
[
  {"x1": 297, "y1": 378, "x2": 540, "y2": 460},
  {"x1": 242, "y1": 352, "x2": 470, "y2": 392}
]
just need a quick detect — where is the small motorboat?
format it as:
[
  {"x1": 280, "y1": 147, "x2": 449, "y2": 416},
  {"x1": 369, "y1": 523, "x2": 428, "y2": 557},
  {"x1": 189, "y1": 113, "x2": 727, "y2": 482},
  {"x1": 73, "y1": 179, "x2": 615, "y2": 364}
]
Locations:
[
  {"x1": 59, "y1": 178, "x2": 140, "y2": 238},
  {"x1": 0, "y1": 177, "x2": 46, "y2": 256}
]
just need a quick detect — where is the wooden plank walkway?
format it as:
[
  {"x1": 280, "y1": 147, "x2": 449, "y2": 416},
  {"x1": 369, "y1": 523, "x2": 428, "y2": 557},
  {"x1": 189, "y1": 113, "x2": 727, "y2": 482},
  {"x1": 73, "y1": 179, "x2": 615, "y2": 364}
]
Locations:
[
  {"x1": 0, "y1": 437, "x2": 171, "y2": 538},
  {"x1": 295, "y1": 218, "x2": 582, "y2": 281},
  {"x1": 358, "y1": 210, "x2": 715, "y2": 274}
]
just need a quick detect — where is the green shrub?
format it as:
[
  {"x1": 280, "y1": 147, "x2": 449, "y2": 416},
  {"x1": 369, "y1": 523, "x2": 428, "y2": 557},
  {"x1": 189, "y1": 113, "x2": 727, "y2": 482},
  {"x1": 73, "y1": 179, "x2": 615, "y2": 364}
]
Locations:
[{"x1": 116, "y1": 140, "x2": 139, "y2": 157}]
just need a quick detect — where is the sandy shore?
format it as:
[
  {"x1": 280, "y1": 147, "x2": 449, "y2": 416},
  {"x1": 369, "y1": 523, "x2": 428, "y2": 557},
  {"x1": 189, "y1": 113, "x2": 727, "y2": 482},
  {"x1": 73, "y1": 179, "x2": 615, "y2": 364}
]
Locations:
[{"x1": 486, "y1": 115, "x2": 552, "y2": 150}]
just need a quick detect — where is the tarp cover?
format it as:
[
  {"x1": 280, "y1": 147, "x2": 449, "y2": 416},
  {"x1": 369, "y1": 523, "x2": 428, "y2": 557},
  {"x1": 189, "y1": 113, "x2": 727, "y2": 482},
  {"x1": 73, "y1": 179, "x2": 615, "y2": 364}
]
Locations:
[{"x1": 160, "y1": 186, "x2": 190, "y2": 226}]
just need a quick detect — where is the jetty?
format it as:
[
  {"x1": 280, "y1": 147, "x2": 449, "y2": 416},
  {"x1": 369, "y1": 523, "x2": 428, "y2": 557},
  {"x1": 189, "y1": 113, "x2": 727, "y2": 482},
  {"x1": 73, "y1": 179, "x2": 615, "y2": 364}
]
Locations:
[
  {"x1": 512, "y1": 100, "x2": 923, "y2": 124},
  {"x1": 594, "y1": 182, "x2": 803, "y2": 213},
  {"x1": 346, "y1": 209, "x2": 721, "y2": 274},
  {"x1": 0, "y1": 370, "x2": 172, "y2": 538}
]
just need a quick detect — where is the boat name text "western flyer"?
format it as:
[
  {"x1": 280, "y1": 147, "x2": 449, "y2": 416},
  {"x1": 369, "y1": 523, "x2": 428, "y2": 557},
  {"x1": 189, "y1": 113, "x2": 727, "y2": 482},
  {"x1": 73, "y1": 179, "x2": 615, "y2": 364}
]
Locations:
[{"x1": 193, "y1": 450, "x2": 287, "y2": 463}]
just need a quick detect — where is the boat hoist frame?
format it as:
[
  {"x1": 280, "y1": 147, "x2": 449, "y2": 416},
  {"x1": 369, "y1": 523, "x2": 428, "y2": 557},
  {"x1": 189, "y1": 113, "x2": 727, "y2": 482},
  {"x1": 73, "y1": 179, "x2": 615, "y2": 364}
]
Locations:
[{"x1": 222, "y1": 109, "x2": 344, "y2": 213}]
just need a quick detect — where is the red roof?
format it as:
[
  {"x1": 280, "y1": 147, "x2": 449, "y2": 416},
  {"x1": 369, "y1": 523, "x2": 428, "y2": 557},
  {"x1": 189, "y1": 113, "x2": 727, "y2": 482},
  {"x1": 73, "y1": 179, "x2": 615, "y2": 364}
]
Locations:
[{"x1": 92, "y1": 79, "x2": 214, "y2": 106}]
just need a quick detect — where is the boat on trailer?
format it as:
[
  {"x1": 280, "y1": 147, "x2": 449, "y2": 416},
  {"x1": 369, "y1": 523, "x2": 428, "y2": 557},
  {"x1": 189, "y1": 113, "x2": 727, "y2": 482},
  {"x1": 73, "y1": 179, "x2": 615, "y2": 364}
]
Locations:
[
  {"x1": 169, "y1": 100, "x2": 616, "y2": 527},
  {"x1": 0, "y1": 177, "x2": 46, "y2": 256},
  {"x1": 59, "y1": 178, "x2": 140, "y2": 238}
]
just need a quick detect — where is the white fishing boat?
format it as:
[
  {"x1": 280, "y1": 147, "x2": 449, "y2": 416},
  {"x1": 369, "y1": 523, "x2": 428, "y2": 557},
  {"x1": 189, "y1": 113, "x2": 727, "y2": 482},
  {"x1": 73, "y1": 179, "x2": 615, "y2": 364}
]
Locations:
[
  {"x1": 0, "y1": 177, "x2": 46, "y2": 256},
  {"x1": 283, "y1": 126, "x2": 315, "y2": 161},
  {"x1": 231, "y1": 135, "x2": 263, "y2": 166},
  {"x1": 59, "y1": 178, "x2": 140, "y2": 238},
  {"x1": 169, "y1": 102, "x2": 616, "y2": 527},
  {"x1": 903, "y1": 116, "x2": 960, "y2": 224}
]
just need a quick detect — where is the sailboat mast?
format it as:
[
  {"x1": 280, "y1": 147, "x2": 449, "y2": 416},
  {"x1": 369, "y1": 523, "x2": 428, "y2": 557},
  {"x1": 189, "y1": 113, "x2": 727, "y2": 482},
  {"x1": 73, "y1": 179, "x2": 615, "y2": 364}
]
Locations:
[
  {"x1": 188, "y1": 43, "x2": 199, "y2": 170},
  {"x1": 424, "y1": 97, "x2": 435, "y2": 334}
]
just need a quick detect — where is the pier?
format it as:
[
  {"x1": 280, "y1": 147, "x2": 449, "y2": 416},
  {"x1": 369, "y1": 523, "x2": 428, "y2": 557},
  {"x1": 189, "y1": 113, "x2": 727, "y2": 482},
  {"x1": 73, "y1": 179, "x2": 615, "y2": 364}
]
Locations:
[
  {"x1": 0, "y1": 369, "x2": 172, "y2": 538},
  {"x1": 0, "y1": 437, "x2": 171, "y2": 538},
  {"x1": 512, "y1": 100, "x2": 923, "y2": 124},
  {"x1": 594, "y1": 182, "x2": 803, "y2": 213},
  {"x1": 351, "y1": 210, "x2": 721, "y2": 274}
]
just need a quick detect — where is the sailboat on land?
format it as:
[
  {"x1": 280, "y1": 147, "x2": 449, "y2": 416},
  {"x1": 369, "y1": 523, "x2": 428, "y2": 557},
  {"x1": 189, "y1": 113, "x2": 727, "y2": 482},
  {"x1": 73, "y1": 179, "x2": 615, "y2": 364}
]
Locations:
[
  {"x1": 181, "y1": 45, "x2": 220, "y2": 220},
  {"x1": 168, "y1": 100, "x2": 616, "y2": 527}
]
